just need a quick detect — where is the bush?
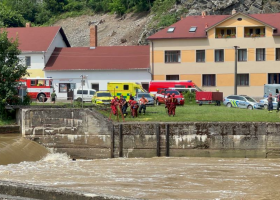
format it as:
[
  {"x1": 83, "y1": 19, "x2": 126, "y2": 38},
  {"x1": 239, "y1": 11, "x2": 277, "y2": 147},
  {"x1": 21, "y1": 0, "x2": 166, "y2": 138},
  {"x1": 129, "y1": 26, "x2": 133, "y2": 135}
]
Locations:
[{"x1": 64, "y1": 1, "x2": 85, "y2": 12}]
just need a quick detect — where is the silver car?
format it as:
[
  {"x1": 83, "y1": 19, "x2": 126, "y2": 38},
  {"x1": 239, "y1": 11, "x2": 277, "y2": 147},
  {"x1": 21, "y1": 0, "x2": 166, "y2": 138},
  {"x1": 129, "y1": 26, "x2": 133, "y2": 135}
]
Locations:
[
  {"x1": 259, "y1": 97, "x2": 278, "y2": 109},
  {"x1": 134, "y1": 93, "x2": 155, "y2": 105}
]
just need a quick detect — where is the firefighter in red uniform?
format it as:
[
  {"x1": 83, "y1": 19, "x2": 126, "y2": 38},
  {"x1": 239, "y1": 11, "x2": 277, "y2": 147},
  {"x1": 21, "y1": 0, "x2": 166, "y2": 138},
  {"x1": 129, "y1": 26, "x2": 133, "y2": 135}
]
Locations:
[
  {"x1": 129, "y1": 99, "x2": 139, "y2": 118},
  {"x1": 170, "y1": 93, "x2": 178, "y2": 116},
  {"x1": 110, "y1": 97, "x2": 119, "y2": 115},
  {"x1": 165, "y1": 93, "x2": 171, "y2": 115}
]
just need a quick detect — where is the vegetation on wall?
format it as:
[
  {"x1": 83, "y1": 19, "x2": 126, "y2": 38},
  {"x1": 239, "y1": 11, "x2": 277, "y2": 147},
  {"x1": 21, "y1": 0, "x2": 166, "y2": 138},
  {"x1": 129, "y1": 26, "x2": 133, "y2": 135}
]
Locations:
[{"x1": 0, "y1": 30, "x2": 29, "y2": 119}]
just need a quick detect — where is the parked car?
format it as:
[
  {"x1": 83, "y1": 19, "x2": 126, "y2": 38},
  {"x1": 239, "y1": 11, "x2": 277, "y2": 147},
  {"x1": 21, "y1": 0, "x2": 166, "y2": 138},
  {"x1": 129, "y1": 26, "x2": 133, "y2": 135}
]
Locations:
[
  {"x1": 92, "y1": 91, "x2": 113, "y2": 104},
  {"x1": 155, "y1": 89, "x2": 184, "y2": 106},
  {"x1": 74, "y1": 88, "x2": 96, "y2": 102},
  {"x1": 168, "y1": 87, "x2": 199, "y2": 93},
  {"x1": 134, "y1": 92, "x2": 155, "y2": 105},
  {"x1": 259, "y1": 97, "x2": 278, "y2": 109},
  {"x1": 223, "y1": 95, "x2": 264, "y2": 110}
]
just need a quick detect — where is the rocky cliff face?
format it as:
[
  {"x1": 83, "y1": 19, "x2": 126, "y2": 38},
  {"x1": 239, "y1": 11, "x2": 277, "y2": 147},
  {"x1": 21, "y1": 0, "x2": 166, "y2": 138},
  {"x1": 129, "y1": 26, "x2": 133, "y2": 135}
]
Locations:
[{"x1": 54, "y1": 0, "x2": 280, "y2": 47}]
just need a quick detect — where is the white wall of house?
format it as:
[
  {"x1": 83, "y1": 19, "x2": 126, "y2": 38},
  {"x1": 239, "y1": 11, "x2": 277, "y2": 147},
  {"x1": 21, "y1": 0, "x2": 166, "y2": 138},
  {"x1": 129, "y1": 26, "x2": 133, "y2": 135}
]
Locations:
[
  {"x1": 45, "y1": 32, "x2": 68, "y2": 65},
  {"x1": 45, "y1": 70, "x2": 151, "y2": 99},
  {"x1": 19, "y1": 53, "x2": 44, "y2": 69}
]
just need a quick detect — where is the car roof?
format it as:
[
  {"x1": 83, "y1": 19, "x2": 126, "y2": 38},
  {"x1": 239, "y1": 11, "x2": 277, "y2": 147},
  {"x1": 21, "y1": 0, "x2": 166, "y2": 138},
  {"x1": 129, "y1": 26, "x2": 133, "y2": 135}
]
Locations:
[{"x1": 96, "y1": 91, "x2": 110, "y2": 93}]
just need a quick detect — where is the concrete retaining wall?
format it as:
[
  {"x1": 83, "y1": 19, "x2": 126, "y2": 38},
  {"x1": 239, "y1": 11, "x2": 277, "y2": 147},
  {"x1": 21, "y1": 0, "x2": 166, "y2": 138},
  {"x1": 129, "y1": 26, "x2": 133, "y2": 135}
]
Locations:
[
  {"x1": 18, "y1": 108, "x2": 113, "y2": 159},
  {"x1": 18, "y1": 108, "x2": 280, "y2": 159},
  {"x1": 0, "y1": 125, "x2": 19, "y2": 134},
  {"x1": 0, "y1": 181, "x2": 127, "y2": 200}
]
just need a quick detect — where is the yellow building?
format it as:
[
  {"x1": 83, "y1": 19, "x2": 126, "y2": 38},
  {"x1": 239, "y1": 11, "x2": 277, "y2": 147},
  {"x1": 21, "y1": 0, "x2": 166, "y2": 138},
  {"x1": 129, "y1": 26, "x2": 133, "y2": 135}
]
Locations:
[{"x1": 148, "y1": 11, "x2": 280, "y2": 97}]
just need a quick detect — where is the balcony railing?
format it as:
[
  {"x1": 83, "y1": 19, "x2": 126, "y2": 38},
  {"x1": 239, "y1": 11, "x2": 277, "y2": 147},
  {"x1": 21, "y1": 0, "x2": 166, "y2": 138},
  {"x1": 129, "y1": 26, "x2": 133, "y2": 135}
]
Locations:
[
  {"x1": 244, "y1": 33, "x2": 265, "y2": 38},
  {"x1": 215, "y1": 34, "x2": 236, "y2": 38}
]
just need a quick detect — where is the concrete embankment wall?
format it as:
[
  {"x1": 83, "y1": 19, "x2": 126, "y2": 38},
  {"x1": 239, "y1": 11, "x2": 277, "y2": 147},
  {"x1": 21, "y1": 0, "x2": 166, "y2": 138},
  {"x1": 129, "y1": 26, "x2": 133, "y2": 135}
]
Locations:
[
  {"x1": 18, "y1": 108, "x2": 280, "y2": 159},
  {"x1": 0, "y1": 125, "x2": 19, "y2": 134}
]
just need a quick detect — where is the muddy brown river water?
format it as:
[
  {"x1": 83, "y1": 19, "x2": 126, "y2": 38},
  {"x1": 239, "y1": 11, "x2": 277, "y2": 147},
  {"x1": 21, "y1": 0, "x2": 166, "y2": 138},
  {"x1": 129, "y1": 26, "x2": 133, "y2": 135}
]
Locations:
[{"x1": 0, "y1": 135, "x2": 280, "y2": 199}]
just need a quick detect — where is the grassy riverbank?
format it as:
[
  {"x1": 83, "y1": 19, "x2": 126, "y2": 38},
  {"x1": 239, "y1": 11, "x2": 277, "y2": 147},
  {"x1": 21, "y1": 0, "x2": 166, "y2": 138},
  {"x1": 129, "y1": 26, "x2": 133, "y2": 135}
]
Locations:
[
  {"x1": 100, "y1": 104, "x2": 280, "y2": 122},
  {"x1": 0, "y1": 119, "x2": 16, "y2": 126}
]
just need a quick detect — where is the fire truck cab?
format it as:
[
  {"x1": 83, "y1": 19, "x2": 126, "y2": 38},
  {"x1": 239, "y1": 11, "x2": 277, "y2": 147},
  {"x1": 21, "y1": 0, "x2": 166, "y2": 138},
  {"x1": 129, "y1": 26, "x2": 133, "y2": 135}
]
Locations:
[{"x1": 19, "y1": 78, "x2": 53, "y2": 102}]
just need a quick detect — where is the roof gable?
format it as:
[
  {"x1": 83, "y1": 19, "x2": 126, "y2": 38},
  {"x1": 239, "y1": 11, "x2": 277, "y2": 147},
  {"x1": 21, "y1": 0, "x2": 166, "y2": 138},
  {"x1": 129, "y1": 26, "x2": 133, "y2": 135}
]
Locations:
[
  {"x1": 206, "y1": 12, "x2": 276, "y2": 31},
  {"x1": 6, "y1": 26, "x2": 70, "y2": 52},
  {"x1": 44, "y1": 46, "x2": 150, "y2": 71}
]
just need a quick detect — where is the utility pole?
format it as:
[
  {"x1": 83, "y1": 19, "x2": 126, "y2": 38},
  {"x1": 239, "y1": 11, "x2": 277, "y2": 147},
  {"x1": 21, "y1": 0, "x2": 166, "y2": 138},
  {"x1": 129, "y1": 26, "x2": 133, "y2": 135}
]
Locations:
[
  {"x1": 81, "y1": 75, "x2": 84, "y2": 108},
  {"x1": 234, "y1": 46, "x2": 239, "y2": 95}
]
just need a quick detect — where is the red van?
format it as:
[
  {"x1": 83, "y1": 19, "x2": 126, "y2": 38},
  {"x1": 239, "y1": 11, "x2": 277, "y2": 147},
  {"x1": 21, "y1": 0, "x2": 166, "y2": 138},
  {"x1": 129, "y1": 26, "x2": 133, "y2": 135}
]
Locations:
[{"x1": 149, "y1": 81, "x2": 198, "y2": 94}]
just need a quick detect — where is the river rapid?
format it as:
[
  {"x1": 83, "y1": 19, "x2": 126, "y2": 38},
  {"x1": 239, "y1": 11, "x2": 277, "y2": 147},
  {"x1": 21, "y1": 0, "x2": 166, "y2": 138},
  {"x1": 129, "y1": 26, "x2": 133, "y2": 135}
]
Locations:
[{"x1": 0, "y1": 135, "x2": 280, "y2": 199}]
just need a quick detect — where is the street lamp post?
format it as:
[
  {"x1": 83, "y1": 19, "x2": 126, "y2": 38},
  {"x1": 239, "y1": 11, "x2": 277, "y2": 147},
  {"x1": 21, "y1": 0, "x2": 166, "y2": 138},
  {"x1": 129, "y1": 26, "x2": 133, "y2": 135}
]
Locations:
[{"x1": 234, "y1": 46, "x2": 239, "y2": 95}]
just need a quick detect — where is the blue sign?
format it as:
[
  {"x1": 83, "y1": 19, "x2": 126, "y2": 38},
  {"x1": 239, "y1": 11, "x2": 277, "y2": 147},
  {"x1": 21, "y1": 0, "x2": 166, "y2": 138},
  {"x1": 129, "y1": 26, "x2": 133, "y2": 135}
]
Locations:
[{"x1": 116, "y1": 86, "x2": 118, "y2": 89}]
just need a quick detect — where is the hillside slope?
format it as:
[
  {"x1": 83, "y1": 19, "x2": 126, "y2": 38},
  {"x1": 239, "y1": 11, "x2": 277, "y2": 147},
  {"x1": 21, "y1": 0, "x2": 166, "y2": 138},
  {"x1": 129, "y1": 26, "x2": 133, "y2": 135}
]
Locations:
[{"x1": 53, "y1": 0, "x2": 280, "y2": 47}]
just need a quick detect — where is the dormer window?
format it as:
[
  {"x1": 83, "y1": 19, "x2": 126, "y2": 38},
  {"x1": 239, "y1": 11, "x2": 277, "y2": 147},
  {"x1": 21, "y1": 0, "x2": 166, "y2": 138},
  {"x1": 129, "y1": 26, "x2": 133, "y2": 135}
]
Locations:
[
  {"x1": 167, "y1": 27, "x2": 175, "y2": 33},
  {"x1": 189, "y1": 27, "x2": 197, "y2": 32}
]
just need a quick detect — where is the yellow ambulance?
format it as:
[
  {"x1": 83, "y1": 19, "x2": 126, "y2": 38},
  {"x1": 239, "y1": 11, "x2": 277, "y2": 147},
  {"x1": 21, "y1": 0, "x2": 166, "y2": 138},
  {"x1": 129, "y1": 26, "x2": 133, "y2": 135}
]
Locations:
[{"x1": 107, "y1": 82, "x2": 146, "y2": 100}]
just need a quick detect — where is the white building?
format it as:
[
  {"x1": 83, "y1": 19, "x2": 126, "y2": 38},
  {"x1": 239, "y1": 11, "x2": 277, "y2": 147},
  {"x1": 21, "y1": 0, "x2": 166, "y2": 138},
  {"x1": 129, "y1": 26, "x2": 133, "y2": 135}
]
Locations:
[
  {"x1": 44, "y1": 46, "x2": 151, "y2": 100},
  {"x1": 7, "y1": 23, "x2": 70, "y2": 78}
]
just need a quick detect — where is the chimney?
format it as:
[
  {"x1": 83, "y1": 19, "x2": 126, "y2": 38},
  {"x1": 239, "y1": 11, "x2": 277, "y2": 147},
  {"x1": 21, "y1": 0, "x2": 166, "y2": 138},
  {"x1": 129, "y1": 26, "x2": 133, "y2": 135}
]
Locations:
[
  {"x1": 26, "y1": 22, "x2": 31, "y2": 28},
  {"x1": 232, "y1": 9, "x2": 236, "y2": 15},
  {"x1": 90, "y1": 25, "x2": 97, "y2": 48},
  {"x1": 201, "y1": 11, "x2": 206, "y2": 18}
]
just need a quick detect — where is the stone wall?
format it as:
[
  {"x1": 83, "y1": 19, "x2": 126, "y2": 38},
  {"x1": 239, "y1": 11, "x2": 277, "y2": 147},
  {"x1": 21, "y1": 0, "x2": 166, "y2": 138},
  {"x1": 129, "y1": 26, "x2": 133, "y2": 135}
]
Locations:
[
  {"x1": 18, "y1": 108, "x2": 280, "y2": 159},
  {"x1": 0, "y1": 125, "x2": 19, "y2": 134},
  {"x1": 19, "y1": 108, "x2": 113, "y2": 159}
]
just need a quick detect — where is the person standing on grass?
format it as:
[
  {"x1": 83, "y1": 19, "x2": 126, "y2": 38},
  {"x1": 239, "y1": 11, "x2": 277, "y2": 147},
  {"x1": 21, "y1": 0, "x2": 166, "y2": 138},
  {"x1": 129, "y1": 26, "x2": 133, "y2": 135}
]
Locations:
[
  {"x1": 277, "y1": 93, "x2": 280, "y2": 113},
  {"x1": 165, "y1": 93, "x2": 171, "y2": 115},
  {"x1": 51, "y1": 90, "x2": 57, "y2": 104},
  {"x1": 170, "y1": 93, "x2": 178, "y2": 117},
  {"x1": 139, "y1": 95, "x2": 148, "y2": 115},
  {"x1": 268, "y1": 93, "x2": 273, "y2": 113}
]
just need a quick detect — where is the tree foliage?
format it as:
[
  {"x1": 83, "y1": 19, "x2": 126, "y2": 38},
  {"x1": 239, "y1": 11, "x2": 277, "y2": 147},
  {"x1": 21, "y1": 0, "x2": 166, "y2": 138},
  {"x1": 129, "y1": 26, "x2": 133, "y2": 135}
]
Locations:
[
  {"x1": 0, "y1": 3, "x2": 25, "y2": 27},
  {"x1": 0, "y1": 30, "x2": 29, "y2": 118}
]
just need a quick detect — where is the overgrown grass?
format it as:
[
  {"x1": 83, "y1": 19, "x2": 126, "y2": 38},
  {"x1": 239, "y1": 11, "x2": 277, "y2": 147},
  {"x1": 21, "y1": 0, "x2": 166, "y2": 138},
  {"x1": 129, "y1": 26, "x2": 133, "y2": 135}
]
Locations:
[
  {"x1": 0, "y1": 119, "x2": 15, "y2": 126},
  {"x1": 100, "y1": 104, "x2": 280, "y2": 122}
]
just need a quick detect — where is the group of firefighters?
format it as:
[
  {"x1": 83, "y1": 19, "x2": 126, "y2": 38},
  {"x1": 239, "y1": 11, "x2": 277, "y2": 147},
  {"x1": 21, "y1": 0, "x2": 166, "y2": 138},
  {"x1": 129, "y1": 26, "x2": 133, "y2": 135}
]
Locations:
[{"x1": 110, "y1": 93, "x2": 178, "y2": 119}]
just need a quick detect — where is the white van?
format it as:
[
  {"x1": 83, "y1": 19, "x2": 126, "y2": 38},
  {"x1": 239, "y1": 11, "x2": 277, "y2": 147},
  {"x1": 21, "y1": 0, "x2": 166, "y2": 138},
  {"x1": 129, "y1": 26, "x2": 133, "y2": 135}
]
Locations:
[{"x1": 74, "y1": 89, "x2": 96, "y2": 102}]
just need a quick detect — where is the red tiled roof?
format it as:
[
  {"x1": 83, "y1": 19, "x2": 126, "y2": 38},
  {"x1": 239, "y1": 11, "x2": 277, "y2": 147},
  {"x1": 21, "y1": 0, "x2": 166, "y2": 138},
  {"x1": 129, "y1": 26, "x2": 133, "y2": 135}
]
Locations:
[
  {"x1": 250, "y1": 13, "x2": 280, "y2": 36},
  {"x1": 44, "y1": 46, "x2": 150, "y2": 71},
  {"x1": 148, "y1": 12, "x2": 280, "y2": 40},
  {"x1": 148, "y1": 15, "x2": 230, "y2": 40},
  {"x1": 6, "y1": 26, "x2": 70, "y2": 52}
]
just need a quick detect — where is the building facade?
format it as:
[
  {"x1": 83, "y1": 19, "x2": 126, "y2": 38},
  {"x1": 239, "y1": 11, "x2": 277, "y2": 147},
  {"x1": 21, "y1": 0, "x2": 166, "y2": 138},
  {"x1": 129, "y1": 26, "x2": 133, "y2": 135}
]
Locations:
[
  {"x1": 148, "y1": 12, "x2": 280, "y2": 97},
  {"x1": 7, "y1": 24, "x2": 70, "y2": 78},
  {"x1": 44, "y1": 46, "x2": 151, "y2": 100}
]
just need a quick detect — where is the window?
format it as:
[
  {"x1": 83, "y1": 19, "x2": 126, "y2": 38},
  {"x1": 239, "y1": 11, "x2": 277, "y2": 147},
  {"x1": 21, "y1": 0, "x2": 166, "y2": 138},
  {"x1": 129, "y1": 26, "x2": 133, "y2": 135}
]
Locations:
[
  {"x1": 91, "y1": 83, "x2": 99, "y2": 91},
  {"x1": 256, "y1": 28, "x2": 261, "y2": 35},
  {"x1": 165, "y1": 51, "x2": 181, "y2": 63},
  {"x1": 276, "y1": 48, "x2": 280, "y2": 61},
  {"x1": 215, "y1": 49, "x2": 224, "y2": 62},
  {"x1": 167, "y1": 27, "x2": 175, "y2": 32},
  {"x1": 77, "y1": 90, "x2": 88, "y2": 94},
  {"x1": 166, "y1": 75, "x2": 179, "y2": 80},
  {"x1": 227, "y1": 29, "x2": 232, "y2": 35},
  {"x1": 268, "y1": 73, "x2": 280, "y2": 84},
  {"x1": 90, "y1": 90, "x2": 95, "y2": 95},
  {"x1": 31, "y1": 80, "x2": 37, "y2": 86},
  {"x1": 196, "y1": 50, "x2": 205, "y2": 62},
  {"x1": 189, "y1": 27, "x2": 197, "y2": 32},
  {"x1": 59, "y1": 83, "x2": 68, "y2": 93},
  {"x1": 237, "y1": 74, "x2": 249, "y2": 86},
  {"x1": 238, "y1": 49, "x2": 247, "y2": 61},
  {"x1": 25, "y1": 56, "x2": 31, "y2": 67},
  {"x1": 256, "y1": 48, "x2": 265, "y2": 61},
  {"x1": 124, "y1": 85, "x2": 129, "y2": 90},
  {"x1": 141, "y1": 83, "x2": 149, "y2": 91},
  {"x1": 203, "y1": 74, "x2": 216, "y2": 86}
]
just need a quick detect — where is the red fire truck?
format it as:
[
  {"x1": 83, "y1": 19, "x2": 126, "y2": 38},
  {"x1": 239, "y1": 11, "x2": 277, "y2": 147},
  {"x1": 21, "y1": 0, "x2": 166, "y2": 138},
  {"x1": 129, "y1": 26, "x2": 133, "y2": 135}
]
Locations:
[
  {"x1": 148, "y1": 80, "x2": 199, "y2": 94},
  {"x1": 18, "y1": 78, "x2": 53, "y2": 102}
]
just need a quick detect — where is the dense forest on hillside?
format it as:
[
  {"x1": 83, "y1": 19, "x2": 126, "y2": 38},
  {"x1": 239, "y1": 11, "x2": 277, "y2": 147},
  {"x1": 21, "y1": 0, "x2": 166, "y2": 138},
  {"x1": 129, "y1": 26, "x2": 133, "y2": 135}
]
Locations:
[{"x1": 0, "y1": 0, "x2": 181, "y2": 27}]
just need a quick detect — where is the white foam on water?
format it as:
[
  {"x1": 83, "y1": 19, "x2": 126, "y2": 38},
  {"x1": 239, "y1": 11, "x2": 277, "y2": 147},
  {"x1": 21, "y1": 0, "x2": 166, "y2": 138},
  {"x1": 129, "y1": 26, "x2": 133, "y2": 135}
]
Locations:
[{"x1": 42, "y1": 152, "x2": 70, "y2": 162}]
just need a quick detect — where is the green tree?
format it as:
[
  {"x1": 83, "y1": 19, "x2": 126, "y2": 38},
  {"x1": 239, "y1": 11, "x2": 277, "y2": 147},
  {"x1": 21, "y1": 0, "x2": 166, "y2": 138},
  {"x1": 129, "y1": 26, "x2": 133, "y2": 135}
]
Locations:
[
  {"x1": 0, "y1": 3, "x2": 25, "y2": 27},
  {"x1": 109, "y1": 0, "x2": 126, "y2": 15},
  {"x1": 0, "y1": 30, "x2": 29, "y2": 118},
  {"x1": 44, "y1": 0, "x2": 68, "y2": 14}
]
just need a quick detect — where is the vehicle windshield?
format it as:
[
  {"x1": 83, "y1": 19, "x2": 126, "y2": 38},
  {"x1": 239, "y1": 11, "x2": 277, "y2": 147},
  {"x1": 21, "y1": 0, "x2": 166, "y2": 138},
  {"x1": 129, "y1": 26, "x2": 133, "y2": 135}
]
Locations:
[
  {"x1": 195, "y1": 85, "x2": 203, "y2": 91},
  {"x1": 137, "y1": 93, "x2": 151, "y2": 98},
  {"x1": 97, "y1": 93, "x2": 111, "y2": 97},
  {"x1": 244, "y1": 96, "x2": 257, "y2": 103},
  {"x1": 166, "y1": 91, "x2": 180, "y2": 95}
]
